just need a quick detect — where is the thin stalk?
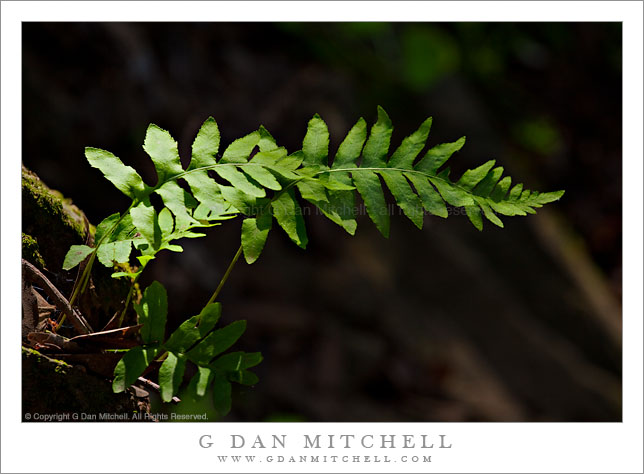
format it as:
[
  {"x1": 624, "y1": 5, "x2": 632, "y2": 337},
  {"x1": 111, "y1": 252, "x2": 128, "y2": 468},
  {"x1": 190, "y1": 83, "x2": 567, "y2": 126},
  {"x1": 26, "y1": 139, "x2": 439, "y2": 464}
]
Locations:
[
  {"x1": 207, "y1": 245, "x2": 243, "y2": 306},
  {"x1": 63, "y1": 203, "x2": 135, "y2": 328},
  {"x1": 68, "y1": 250, "x2": 95, "y2": 308},
  {"x1": 66, "y1": 201, "x2": 136, "y2": 310},
  {"x1": 117, "y1": 274, "x2": 140, "y2": 327},
  {"x1": 171, "y1": 162, "x2": 474, "y2": 199}
]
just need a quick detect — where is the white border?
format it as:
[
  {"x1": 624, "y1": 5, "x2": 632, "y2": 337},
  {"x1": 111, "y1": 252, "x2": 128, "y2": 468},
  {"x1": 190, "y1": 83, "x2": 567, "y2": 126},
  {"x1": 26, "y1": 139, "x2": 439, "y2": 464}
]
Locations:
[{"x1": 2, "y1": 2, "x2": 642, "y2": 473}]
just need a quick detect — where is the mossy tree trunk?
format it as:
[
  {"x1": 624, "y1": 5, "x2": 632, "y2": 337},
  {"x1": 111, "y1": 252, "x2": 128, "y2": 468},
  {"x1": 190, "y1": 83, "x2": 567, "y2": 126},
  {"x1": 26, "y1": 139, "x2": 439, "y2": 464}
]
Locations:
[{"x1": 22, "y1": 166, "x2": 148, "y2": 420}]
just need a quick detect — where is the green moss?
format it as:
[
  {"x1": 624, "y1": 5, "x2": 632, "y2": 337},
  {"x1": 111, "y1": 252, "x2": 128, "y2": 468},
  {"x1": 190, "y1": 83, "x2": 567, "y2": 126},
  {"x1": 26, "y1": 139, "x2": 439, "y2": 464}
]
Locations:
[
  {"x1": 22, "y1": 345, "x2": 147, "y2": 420},
  {"x1": 22, "y1": 233, "x2": 46, "y2": 270},
  {"x1": 22, "y1": 165, "x2": 87, "y2": 270},
  {"x1": 22, "y1": 346, "x2": 72, "y2": 370},
  {"x1": 21, "y1": 166, "x2": 130, "y2": 329}
]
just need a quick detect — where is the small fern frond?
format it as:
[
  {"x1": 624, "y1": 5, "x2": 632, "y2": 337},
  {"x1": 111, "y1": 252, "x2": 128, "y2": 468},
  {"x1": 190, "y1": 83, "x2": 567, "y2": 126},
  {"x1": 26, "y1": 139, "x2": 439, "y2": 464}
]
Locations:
[{"x1": 112, "y1": 281, "x2": 259, "y2": 416}]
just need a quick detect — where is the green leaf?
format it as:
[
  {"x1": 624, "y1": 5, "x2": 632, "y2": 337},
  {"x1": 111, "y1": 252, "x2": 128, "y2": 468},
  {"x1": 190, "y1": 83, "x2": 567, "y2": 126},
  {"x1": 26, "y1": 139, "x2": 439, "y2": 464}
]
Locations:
[
  {"x1": 317, "y1": 119, "x2": 366, "y2": 236},
  {"x1": 170, "y1": 229, "x2": 209, "y2": 240},
  {"x1": 96, "y1": 240, "x2": 132, "y2": 267},
  {"x1": 388, "y1": 117, "x2": 432, "y2": 169},
  {"x1": 414, "y1": 137, "x2": 466, "y2": 174},
  {"x1": 130, "y1": 199, "x2": 161, "y2": 250},
  {"x1": 277, "y1": 151, "x2": 304, "y2": 171},
  {"x1": 136, "y1": 255, "x2": 155, "y2": 267},
  {"x1": 198, "y1": 303, "x2": 223, "y2": 335},
  {"x1": 85, "y1": 147, "x2": 147, "y2": 199},
  {"x1": 160, "y1": 243, "x2": 183, "y2": 253},
  {"x1": 112, "y1": 346, "x2": 159, "y2": 393},
  {"x1": 271, "y1": 189, "x2": 308, "y2": 248},
  {"x1": 379, "y1": 170, "x2": 424, "y2": 229},
  {"x1": 221, "y1": 131, "x2": 260, "y2": 164},
  {"x1": 320, "y1": 180, "x2": 355, "y2": 191},
  {"x1": 164, "y1": 315, "x2": 200, "y2": 353},
  {"x1": 164, "y1": 303, "x2": 221, "y2": 354},
  {"x1": 190, "y1": 366, "x2": 215, "y2": 397},
  {"x1": 211, "y1": 351, "x2": 263, "y2": 372},
  {"x1": 428, "y1": 176, "x2": 474, "y2": 208},
  {"x1": 183, "y1": 171, "x2": 229, "y2": 217},
  {"x1": 242, "y1": 164, "x2": 282, "y2": 191},
  {"x1": 212, "y1": 374, "x2": 232, "y2": 416},
  {"x1": 158, "y1": 352, "x2": 187, "y2": 402},
  {"x1": 352, "y1": 171, "x2": 390, "y2": 237},
  {"x1": 62, "y1": 245, "x2": 94, "y2": 270},
  {"x1": 296, "y1": 178, "x2": 329, "y2": 204},
  {"x1": 302, "y1": 114, "x2": 330, "y2": 167},
  {"x1": 158, "y1": 207, "x2": 174, "y2": 237},
  {"x1": 476, "y1": 198, "x2": 504, "y2": 228},
  {"x1": 214, "y1": 166, "x2": 265, "y2": 198},
  {"x1": 457, "y1": 160, "x2": 497, "y2": 191},
  {"x1": 237, "y1": 370, "x2": 259, "y2": 386},
  {"x1": 155, "y1": 181, "x2": 199, "y2": 230},
  {"x1": 250, "y1": 148, "x2": 290, "y2": 167},
  {"x1": 111, "y1": 271, "x2": 139, "y2": 279},
  {"x1": 111, "y1": 213, "x2": 138, "y2": 241},
  {"x1": 258, "y1": 126, "x2": 278, "y2": 152},
  {"x1": 143, "y1": 124, "x2": 183, "y2": 184},
  {"x1": 187, "y1": 320, "x2": 247, "y2": 365},
  {"x1": 490, "y1": 176, "x2": 512, "y2": 201},
  {"x1": 315, "y1": 196, "x2": 357, "y2": 235},
  {"x1": 333, "y1": 118, "x2": 367, "y2": 169},
  {"x1": 218, "y1": 185, "x2": 257, "y2": 215},
  {"x1": 474, "y1": 166, "x2": 504, "y2": 197},
  {"x1": 529, "y1": 190, "x2": 565, "y2": 205},
  {"x1": 133, "y1": 281, "x2": 167, "y2": 345},
  {"x1": 465, "y1": 205, "x2": 483, "y2": 231},
  {"x1": 241, "y1": 212, "x2": 272, "y2": 264},
  {"x1": 405, "y1": 173, "x2": 448, "y2": 218},
  {"x1": 508, "y1": 183, "x2": 524, "y2": 200},
  {"x1": 241, "y1": 352, "x2": 263, "y2": 369},
  {"x1": 487, "y1": 199, "x2": 526, "y2": 217},
  {"x1": 95, "y1": 213, "x2": 121, "y2": 243},
  {"x1": 520, "y1": 189, "x2": 531, "y2": 201},
  {"x1": 211, "y1": 352, "x2": 243, "y2": 372},
  {"x1": 190, "y1": 117, "x2": 220, "y2": 170},
  {"x1": 361, "y1": 106, "x2": 393, "y2": 168}
]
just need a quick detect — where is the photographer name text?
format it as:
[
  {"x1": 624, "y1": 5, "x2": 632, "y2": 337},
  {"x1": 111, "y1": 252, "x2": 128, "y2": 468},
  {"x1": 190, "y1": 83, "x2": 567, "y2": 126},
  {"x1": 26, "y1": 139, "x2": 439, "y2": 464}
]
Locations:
[{"x1": 199, "y1": 433, "x2": 452, "y2": 450}]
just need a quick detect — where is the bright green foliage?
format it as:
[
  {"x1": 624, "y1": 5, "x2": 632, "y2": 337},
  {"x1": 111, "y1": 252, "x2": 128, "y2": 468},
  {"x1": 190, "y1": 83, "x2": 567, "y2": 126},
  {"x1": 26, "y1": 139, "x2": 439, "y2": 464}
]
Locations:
[
  {"x1": 66, "y1": 107, "x2": 563, "y2": 418},
  {"x1": 241, "y1": 212, "x2": 272, "y2": 264},
  {"x1": 113, "y1": 281, "x2": 260, "y2": 416},
  {"x1": 62, "y1": 245, "x2": 94, "y2": 270},
  {"x1": 112, "y1": 346, "x2": 159, "y2": 393},
  {"x1": 65, "y1": 107, "x2": 564, "y2": 271}
]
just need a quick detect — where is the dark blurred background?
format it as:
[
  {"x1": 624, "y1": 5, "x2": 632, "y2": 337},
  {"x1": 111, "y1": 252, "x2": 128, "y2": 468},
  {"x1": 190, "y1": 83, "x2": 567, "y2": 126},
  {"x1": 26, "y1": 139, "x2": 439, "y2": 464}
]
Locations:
[{"x1": 22, "y1": 22, "x2": 622, "y2": 421}]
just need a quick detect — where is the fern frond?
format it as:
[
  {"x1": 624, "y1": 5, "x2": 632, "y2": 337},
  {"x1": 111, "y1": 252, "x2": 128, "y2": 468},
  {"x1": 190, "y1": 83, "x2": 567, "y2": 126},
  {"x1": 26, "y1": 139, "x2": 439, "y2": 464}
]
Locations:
[
  {"x1": 66, "y1": 109, "x2": 564, "y2": 413},
  {"x1": 66, "y1": 107, "x2": 564, "y2": 272},
  {"x1": 113, "y1": 281, "x2": 260, "y2": 416}
]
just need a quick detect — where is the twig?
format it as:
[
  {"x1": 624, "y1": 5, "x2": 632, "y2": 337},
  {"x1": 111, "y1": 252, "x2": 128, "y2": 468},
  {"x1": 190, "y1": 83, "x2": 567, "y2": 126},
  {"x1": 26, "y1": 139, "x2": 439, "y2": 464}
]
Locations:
[
  {"x1": 22, "y1": 259, "x2": 93, "y2": 335},
  {"x1": 136, "y1": 376, "x2": 181, "y2": 403},
  {"x1": 68, "y1": 214, "x2": 93, "y2": 312}
]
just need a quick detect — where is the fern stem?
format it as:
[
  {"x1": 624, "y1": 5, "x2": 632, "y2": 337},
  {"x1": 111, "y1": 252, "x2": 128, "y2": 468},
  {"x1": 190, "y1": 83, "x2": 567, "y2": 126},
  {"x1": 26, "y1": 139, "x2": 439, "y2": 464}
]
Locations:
[
  {"x1": 61, "y1": 250, "x2": 97, "y2": 328},
  {"x1": 168, "y1": 162, "x2": 474, "y2": 202},
  {"x1": 207, "y1": 244, "x2": 243, "y2": 306},
  {"x1": 117, "y1": 274, "x2": 140, "y2": 327},
  {"x1": 67, "y1": 252, "x2": 93, "y2": 307},
  {"x1": 63, "y1": 203, "x2": 135, "y2": 331}
]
